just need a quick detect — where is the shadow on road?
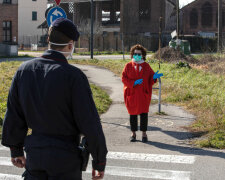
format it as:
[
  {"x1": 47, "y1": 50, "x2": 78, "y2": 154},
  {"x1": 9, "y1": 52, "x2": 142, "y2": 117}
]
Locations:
[
  {"x1": 148, "y1": 141, "x2": 225, "y2": 160},
  {"x1": 102, "y1": 120, "x2": 225, "y2": 159}
]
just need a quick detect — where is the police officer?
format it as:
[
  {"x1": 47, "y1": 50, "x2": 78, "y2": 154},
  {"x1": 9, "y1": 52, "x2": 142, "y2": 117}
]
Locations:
[{"x1": 1, "y1": 18, "x2": 108, "y2": 180}]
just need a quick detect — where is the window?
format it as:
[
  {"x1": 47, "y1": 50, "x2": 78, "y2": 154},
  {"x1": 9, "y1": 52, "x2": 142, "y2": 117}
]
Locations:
[
  {"x1": 3, "y1": 21, "x2": 12, "y2": 42},
  {"x1": 190, "y1": 9, "x2": 198, "y2": 28},
  {"x1": 201, "y1": 2, "x2": 213, "y2": 27},
  {"x1": 139, "y1": 0, "x2": 151, "y2": 20},
  {"x1": 3, "y1": 0, "x2": 12, "y2": 4},
  {"x1": 32, "y1": 11, "x2": 37, "y2": 21}
]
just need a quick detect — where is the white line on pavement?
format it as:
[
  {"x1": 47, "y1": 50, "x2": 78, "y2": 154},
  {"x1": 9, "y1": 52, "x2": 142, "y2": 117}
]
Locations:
[
  {"x1": 107, "y1": 152, "x2": 196, "y2": 164},
  {"x1": 0, "y1": 173, "x2": 21, "y2": 180},
  {"x1": 86, "y1": 165, "x2": 191, "y2": 180},
  {"x1": 0, "y1": 167, "x2": 191, "y2": 180},
  {"x1": 0, "y1": 147, "x2": 8, "y2": 151},
  {"x1": 0, "y1": 157, "x2": 12, "y2": 166},
  {"x1": 0, "y1": 152, "x2": 195, "y2": 167}
]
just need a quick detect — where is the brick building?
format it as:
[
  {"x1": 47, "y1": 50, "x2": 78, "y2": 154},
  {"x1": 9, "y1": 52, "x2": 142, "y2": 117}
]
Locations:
[
  {"x1": 182, "y1": 0, "x2": 225, "y2": 36},
  {"x1": 0, "y1": 0, "x2": 18, "y2": 44}
]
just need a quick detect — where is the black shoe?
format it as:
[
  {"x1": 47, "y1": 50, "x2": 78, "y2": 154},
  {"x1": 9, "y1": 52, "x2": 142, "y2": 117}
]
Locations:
[
  {"x1": 130, "y1": 135, "x2": 136, "y2": 142},
  {"x1": 142, "y1": 136, "x2": 148, "y2": 143}
]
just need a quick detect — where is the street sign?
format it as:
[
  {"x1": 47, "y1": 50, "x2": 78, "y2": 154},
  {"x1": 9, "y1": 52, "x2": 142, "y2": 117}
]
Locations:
[
  {"x1": 47, "y1": 6, "x2": 67, "y2": 27},
  {"x1": 54, "y1": 0, "x2": 61, "y2": 6}
]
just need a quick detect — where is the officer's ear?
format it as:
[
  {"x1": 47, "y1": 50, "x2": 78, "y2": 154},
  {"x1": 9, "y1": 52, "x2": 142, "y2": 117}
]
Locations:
[{"x1": 68, "y1": 40, "x2": 74, "y2": 50}]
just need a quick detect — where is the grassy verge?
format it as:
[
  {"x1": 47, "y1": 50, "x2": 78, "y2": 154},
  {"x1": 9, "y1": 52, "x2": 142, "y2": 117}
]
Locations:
[
  {"x1": 70, "y1": 59, "x2": 225, "y2": 149},
  {"x1": 0, "y1": 61, "x2": 112, "y2": 139}
]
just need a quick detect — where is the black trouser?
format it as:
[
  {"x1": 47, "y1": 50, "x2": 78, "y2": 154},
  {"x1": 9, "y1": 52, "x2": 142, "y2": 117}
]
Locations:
[
  {"x1": 130, "y1": 113, "x2": 148, "y2": 132},
  {"x1": 23, "y1": 134, "x2": 82, "y2": 180}
]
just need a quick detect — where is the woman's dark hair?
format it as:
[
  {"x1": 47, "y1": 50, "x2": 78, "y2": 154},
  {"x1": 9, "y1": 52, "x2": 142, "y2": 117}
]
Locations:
[
  {"x1": 130, "y1": 44, "x2": 147, "y2": 60},
  {"x1": 48, "y1": 27, "x2": 71, "y2": 50}
]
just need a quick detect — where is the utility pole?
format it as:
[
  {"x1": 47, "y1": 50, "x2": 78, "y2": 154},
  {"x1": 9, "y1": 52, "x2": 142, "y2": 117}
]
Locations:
[
  {"x1": 91, "y1": 0, "x2": 94, "y2": 59},
  {"x1": 218, "y1": 0, "x2": 223, "y2": 53},
  {"x1": 176, "y1": 0, "x2": 180, "y2": 39},
  {"x1": 159, "y1": 17, "x2": 163, "y2": 69}
]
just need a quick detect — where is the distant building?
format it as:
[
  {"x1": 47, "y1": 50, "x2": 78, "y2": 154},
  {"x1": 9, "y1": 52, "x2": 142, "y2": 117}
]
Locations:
[
  {"x1": 182, "y1": 0, "x2": 225, "y2": 37},
  {"x1": 46, "y1": 0, "x2": 176, "y2": 51},
  {"x1": 18, "y1": 0, "x2": 47, "y2": 46},
  {"x1": 0, "y1": 0, "x2": 18, "y2": 56},
  {"x1": 0, "y1": 0, "x2": 18, "y2": 44}
]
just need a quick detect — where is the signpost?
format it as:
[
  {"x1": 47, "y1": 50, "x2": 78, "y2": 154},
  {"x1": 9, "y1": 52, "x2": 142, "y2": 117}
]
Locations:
[{"x1": 47, "y1": 6, "x2": 67, "y2": 27}]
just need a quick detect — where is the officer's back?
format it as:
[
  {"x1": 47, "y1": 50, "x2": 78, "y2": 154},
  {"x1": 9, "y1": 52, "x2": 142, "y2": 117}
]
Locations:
[{"x1": 1, "y1": 18, "x2": 108, "y2": 180}]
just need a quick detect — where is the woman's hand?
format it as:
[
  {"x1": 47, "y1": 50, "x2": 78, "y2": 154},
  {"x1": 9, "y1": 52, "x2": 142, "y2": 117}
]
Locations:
[
  {"x1": 153, "y1": 71, "x2": 163, "y2": 80},
  {"x1": 134, "y1": 79, "x2": 143, "y2": 86}
]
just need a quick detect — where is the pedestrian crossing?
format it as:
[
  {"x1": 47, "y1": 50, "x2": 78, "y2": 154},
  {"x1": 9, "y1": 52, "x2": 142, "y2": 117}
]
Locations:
[{"x1": 0, "y1": 146, "x2": 195, "y2": 180}]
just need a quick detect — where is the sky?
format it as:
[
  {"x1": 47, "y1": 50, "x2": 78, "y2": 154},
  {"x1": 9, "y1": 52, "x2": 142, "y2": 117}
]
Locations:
[{"x1": 180, "y1": 0, "x2": 195, "y2": 7}]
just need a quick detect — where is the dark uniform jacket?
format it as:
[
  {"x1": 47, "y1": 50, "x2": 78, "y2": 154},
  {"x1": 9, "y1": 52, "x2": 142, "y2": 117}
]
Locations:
[{"x1": 1, "y1": 50, "x2": 108, "y2": 171}]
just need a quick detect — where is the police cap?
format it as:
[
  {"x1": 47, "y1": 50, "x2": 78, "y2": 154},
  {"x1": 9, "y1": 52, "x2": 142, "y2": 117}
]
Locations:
[{"x1": 51, "y1": 18, "x2": 80, "y2": 41}]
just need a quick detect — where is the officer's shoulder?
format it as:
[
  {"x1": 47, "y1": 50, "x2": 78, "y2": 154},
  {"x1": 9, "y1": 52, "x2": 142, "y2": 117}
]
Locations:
[
  {"x1": 17, "y1": 58, "x2": 40, "y2": 71},
  {"x1": 64, "y1": 63, "x2": 87, "y2": 80}
]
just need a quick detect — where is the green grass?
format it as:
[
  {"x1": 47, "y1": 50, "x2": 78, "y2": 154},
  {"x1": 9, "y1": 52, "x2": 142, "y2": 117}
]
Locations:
[
  {"x1": 70, "y1": 58, "x2": 225, "y2": 149},
  {"x1": 0, "y1": 61, "x2": 112, "y2": 139}
]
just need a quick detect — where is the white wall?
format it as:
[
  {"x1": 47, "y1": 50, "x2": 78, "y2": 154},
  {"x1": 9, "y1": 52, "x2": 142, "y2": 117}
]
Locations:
[{"x1": 18, "y1": 0, "x2": 47, "y2": 45}]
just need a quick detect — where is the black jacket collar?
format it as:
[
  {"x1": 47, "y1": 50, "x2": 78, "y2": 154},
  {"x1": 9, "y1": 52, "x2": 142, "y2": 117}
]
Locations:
[{"x1": 42, "y1": 50, "x2": 68, "y2": 64}]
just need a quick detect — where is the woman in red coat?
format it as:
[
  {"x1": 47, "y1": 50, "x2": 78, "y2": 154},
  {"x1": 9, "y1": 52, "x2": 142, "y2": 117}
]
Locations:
[{"x1": 122, "y1": 44, "x2": 163, "y2": 142}]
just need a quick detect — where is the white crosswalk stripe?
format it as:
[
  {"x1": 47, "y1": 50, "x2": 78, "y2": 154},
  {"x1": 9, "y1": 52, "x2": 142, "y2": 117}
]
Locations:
[
  {"x1": 0, "y1": 173, "x2": 21, "y2": 180},
  {"x1": 0, "y1": 146, "x2": 195, "y2": 180},
  {"x1": 107, "y1": 152, "x2": 195, "y2": 164},
  {"x1": 0, "y1": 147, "x2": 8, "y2": 151}
]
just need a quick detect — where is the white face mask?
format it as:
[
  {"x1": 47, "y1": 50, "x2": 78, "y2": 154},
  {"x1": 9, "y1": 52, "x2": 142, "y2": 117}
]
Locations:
[{"x1": 49, "y1": 41, "x2": 75, "y2": 59}]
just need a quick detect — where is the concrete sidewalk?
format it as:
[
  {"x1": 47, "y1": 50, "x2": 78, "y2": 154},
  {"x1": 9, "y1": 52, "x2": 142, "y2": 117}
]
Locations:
[{"x1": 74, "y1": 64, "x2": 196, "y2": 154}]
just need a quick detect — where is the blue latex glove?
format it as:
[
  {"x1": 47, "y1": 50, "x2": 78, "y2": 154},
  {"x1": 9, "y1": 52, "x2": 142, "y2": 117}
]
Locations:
[
  {"x1": 134, "y1": 79, "x2": 143, "y2": 86},
  {"x1": 153, "y1": 71, "x2": 164, "y2": 80}
]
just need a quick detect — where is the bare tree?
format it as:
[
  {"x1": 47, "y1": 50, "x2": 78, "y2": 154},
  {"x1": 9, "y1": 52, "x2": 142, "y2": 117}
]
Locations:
[{"x1": 77, "y1": 18, "x2": 102, "y2": 51}]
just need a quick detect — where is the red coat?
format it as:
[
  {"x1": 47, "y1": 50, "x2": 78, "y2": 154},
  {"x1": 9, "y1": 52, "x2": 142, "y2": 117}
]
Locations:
[{"x1": 122, "y1": 61, "x2": 156, "y2": 115}]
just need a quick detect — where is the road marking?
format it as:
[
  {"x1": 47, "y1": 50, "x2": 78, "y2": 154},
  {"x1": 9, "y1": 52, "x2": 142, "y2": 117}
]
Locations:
[
  {"x1": 0, "y1": 150, "x2": 196, "y2": 164},
  {"x1": 0, "y1": 173, "x2": 21, "y2": 180},
  {"x1": 0, "y1": 156, "x2": 192, "y2": 180},
  {"x1": 107, "y1": 152, "x2": 196, "y2": 164},
  {"x1": 0, "y1": 157, "x2": 12, "y2": 166},
  {"x1": 0, "y1": 147, "x2": 8, "y2": 151},
  {"x1": 0, "y1": 167, "x2": 191, "y2": 180},
  {"x1": 86, "y1": 165, "x2": 191, "y2": 180}
]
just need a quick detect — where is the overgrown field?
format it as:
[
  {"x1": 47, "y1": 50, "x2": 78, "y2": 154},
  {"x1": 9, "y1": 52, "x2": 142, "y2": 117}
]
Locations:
[
  {"x1": 70, "y1": 58, "x2": 225, "y2": 149},
  {"x1": 0, "y1": 61, "x2": 112, "y2": 139}
]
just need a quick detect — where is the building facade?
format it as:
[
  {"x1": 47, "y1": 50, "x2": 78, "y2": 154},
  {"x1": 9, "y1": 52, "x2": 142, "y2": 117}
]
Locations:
[
  {"x1": 182, "y1": 0, "x2": 225, "y2": 36},
  {"x1": 0, "y1": 0, "x2": 18, "y2": 44},
  {"x1": 18, "y1": 0, "x2": 47, "y2": 46}
]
